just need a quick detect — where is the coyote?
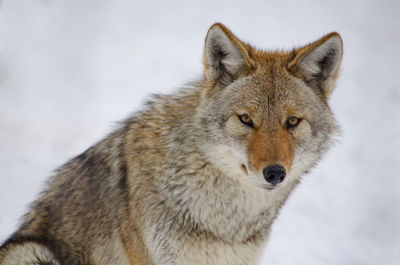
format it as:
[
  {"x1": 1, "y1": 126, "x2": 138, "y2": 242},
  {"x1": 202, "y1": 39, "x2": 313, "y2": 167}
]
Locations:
[{"x1": 0, "y1": 23, "x2": 342, "y2": 265}]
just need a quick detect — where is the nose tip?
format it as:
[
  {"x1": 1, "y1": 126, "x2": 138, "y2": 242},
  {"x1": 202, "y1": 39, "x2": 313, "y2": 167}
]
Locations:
[{"x1": 263, "y1": 165, "x2": 286, "y2": 186}]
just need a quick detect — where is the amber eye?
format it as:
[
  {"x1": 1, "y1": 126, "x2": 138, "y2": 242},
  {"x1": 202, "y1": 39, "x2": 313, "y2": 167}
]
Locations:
[
  {"x1": 286, "y1": 117, "x2": 302, "y2": 129},
  {"x1": 238, "y1": 114, "x2": 254, "y2": 128}
]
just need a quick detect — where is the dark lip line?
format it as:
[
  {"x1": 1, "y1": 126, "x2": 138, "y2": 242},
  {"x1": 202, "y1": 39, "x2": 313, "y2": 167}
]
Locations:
[{"x1": 263, "y1": 185, "x2": 278, "y2": 190}]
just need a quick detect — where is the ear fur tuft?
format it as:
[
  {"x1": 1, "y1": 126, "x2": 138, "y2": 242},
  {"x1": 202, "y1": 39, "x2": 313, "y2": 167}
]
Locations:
[
  {"x1": 289, "y1": 32, "x2": 343, "y2": 99},
  {"x1": 203, "y1": 23, "x2": 251, "y2": 84}
]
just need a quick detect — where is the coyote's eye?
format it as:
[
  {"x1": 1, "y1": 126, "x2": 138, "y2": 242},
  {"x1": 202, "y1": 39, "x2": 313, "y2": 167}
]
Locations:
[
  {"x1": 238, "y1": 114, "x2": 254, "y2": 128},
  {"x1": 286, "y1": 116, "x2": 302, "y2": 129}
]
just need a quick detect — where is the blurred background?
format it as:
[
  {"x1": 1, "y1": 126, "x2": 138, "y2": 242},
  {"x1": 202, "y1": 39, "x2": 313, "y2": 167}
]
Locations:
[{"x1": 0, "y1": 0, "x2": 399, "y2": 264}]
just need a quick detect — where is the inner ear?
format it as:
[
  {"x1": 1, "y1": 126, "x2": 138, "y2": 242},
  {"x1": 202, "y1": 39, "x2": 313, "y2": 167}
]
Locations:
[
  {"x1": 289, "y1": 33, "x2": 343, "y2": 100},
  {"x1": 203, "y1": 23, "x2": 252, "y2": 85},
  {"x1": 298, "y1": 37, "x2": 342, "y2": 81}
]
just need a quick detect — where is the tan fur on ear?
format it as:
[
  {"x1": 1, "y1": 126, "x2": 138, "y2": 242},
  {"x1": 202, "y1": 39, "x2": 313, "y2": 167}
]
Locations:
[
  {"x1": 288, "y1": 32, "x2": 342, "y2": 70},
  {"x1": 288, "y1": 32, "x2": 343, "y2": 100},
  {"x1": 203, "y1": 23, "x2": 255, "y2": 84}
]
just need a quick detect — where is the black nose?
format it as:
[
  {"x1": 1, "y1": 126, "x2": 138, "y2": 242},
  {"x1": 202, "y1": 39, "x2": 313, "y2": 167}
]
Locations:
[{"x1": 263, "y1": 165, "x2": 286, "y2": 186}]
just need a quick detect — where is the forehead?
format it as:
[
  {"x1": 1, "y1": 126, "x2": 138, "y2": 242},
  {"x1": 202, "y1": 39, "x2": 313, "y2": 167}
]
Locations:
[
  {"x1": 237, "y1": 71, "x2": 296, "y2": 107},
  {"x1": 223, "y1": 69, "x2": 320, "y2": 118}
]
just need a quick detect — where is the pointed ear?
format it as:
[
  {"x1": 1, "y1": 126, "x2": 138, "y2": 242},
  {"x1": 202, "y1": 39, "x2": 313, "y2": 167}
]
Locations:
[
  {"x1": 289, "y1": 32, "x2": 343, "y2": 100},
  {"x1": 203, "y1": 23, "x2": 253, "y2": 84}
]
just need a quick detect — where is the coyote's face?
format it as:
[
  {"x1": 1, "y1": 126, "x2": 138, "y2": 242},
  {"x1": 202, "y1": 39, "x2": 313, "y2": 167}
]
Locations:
[{"x1": 197, "y1": 24, "x2": 342, "y2": 190}]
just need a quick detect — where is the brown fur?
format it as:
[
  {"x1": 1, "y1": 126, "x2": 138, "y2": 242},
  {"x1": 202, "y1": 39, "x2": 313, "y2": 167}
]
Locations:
[{"x1": 247, "y1": 127, "x2": 294, "y2": 174}]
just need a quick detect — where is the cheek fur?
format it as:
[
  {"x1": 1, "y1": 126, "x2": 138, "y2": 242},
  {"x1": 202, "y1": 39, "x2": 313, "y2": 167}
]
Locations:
[
  {"x1": 291, "y1": 120, "x2": 312, "y2": 143},
  {"x1": 224, "y1": 116, "x2": 249, "y2": 141}
]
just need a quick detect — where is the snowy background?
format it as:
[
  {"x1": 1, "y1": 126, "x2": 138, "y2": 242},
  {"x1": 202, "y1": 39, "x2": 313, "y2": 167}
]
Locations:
[{"x1": 1, "y1": 0, "x2": 399, "y2": 264}]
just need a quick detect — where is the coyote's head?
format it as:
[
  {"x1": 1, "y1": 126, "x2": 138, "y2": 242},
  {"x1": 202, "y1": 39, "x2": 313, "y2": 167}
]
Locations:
[{"x1": 196, "y1": 23, "x2": 342, "y2": 190}]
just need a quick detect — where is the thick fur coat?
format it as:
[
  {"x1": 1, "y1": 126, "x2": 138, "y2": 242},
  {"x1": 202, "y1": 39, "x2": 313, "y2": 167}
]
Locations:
[{"x1": 0, "y1": 23, "x2": 342, "y2": 265}]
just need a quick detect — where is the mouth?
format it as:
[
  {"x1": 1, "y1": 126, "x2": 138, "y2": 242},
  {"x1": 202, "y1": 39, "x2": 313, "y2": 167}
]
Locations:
[
  {"x1": 262, "y1": 184, "x2": 278, "y2": 191},
  {"x1": 241, "y1": 164, "x2": 249, "y2": 175}
]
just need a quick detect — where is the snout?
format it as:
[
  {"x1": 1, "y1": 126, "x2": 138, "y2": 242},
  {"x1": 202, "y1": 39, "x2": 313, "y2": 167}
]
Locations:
[{"x1": 263, "y1": 165, "x2": 286, "y2": 186}]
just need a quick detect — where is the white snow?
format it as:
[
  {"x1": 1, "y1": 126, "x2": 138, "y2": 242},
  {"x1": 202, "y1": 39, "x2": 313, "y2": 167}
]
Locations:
[{"x1": 0, "y1": 0, "x2": 399, "y2": 264}]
